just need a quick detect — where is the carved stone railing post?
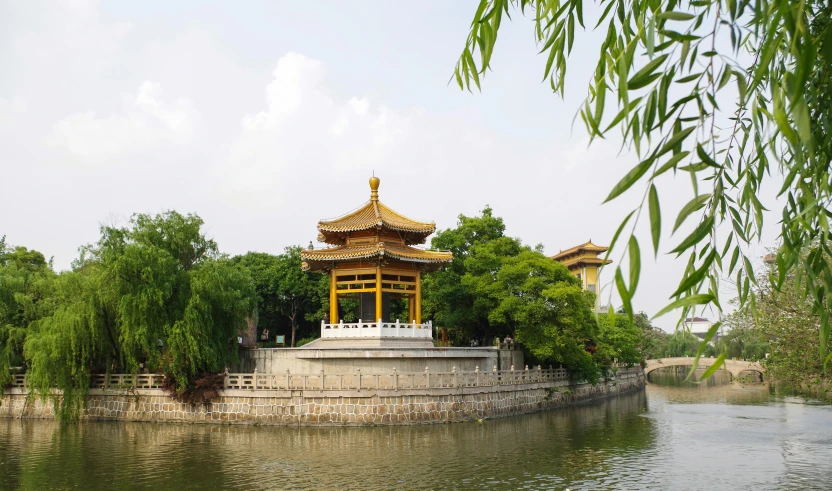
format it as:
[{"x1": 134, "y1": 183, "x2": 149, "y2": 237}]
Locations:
[
  {"x1": 475, "y1": 366, "x2": 480, "y2": 387},
  {"x1": 320, "y1": 369, "x2": 325, "y2": 392},
  {"x1": 393, "y1": 368, "x2": 398, "y2": 392},
  {"x1": 285, "y1": 369, "x2": 290, "y2": 390},
  {"x1": 356, "y1": 368, "x2": 361, "y2": 391},
  {"x1": 452, "y1": 366, "x2": 457, "y2": 388},
  {"x1": 224, "y1": 367, "x2": 229, "y2": 390},
  {"x1": 424, "y1": 366, "x2": 430, "y2": 388},
  {"x1": 252, "y1": 368, "x2": 258, "y2": 390}
]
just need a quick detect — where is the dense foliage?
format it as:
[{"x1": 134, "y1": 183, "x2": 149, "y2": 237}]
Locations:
[
  {"x1": 453, "y1": 0, "x2": 832, "y2": 369},
  {"x1": 424, "y1": 207, "x2": 655, "y2": 382},
  {"x1": 231, "y1": 248, "x2": 327, "y2": 347},
  {"x1": 0, "y1": 238, "x2": 55, "y2": 388},
  {"x1": 21, "y1": 212, "x2": 255, "y2": 420}
]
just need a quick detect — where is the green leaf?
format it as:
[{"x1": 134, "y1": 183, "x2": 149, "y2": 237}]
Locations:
[
  {"x1": 648, "y1": 184, "x2": 661, "y2": 257},
  {"x1": 651, "y1": 151, "x2": 690, "y2": 178},
  {"x1": 697, "y1": 352, "x2": 727, "y2": 382},
  {"x1": 652, "y1": 293, "x2": 714, "y2": 319},
  {"x1": 627, "y1": 54, "x2": 668, "y2": 90},
  {"x1": 657, "y1": 126, "x2": 695, "y2": 157},
  {"x1": 464, "y1": 49, "x2": 481, "y2": 90},
  {"x1": 629, "y1": 236, "x2": 641, "y2": 294},
  {"x1": 687, "y1": 321, "x2": 722, "y2": 378},
  {"x1": 670, "y1": 216, "x2": 714, "y2": 255},
  {"x1": 615, "y1": 267, "x2": 633, "y2": 322},
  {"x1": 657, "y1": 12, "x2": 695, "y2": 21},
  {"x1": 604, "y1": 157, "x2": 654, "y2": 203},
  {"x1": 696, "y1": 144, "x2": 721, "y2": 168},
  {"x1": 605, "y1": 210, "x2": 636, "y2": 264},
  {"x1": 673, "y1": 194, "x2": 711, "y2": 232}
]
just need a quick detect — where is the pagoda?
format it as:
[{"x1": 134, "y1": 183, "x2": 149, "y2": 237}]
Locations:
[
  {"x1": 301, "y1": 177, "x2": 452, "y2": 343},
  {"x1": 550, "y1": 240, "x2": 612, "y2": 293}
]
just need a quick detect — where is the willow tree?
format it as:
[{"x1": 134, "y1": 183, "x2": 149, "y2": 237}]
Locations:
[
  {"x1": 24, "y1": 212, "x2": 255, "y2": 420},
  {"x1": 453, "y1": 1, "x2": 832, "y2": 367},
  {"x1": 0, "y1": 242, "x2": 55, "y2": 390}
]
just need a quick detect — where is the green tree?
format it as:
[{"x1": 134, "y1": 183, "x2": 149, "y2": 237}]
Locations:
[
  {"x1": 596, "y1": 312, "x2": 645, "y2": 367},
  {"x1": 488, "y1": 249, "x2": 601, "y2": 381},
  {"x1": 23, "y1": 212, "x2": 255, "y2": 420},
  {"x1": 666, "y1": 330, "x2": 701, "y2": 357},
  {"x1": 270, "y1": 246, "x2": 326, "y2": 347},
  {"x1": 633, "y1": 311, "x2": 670, "y2": 360},
  {"x1": 453, "y1": 0, "x2": 832, "y2": 365},
  {"x1": 0, "y1": 242, "x2": 55, "y2": 389},
  {"x1": 232, "y1": 252, "x2": 285, "y2": 342},
  {"x1": 423, "y1": 206, "x2": 514, "y2": 343}
]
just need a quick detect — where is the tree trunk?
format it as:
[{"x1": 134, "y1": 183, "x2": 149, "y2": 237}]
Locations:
[{"x1": 290, "y1": 315, "x2": 297, "y2": 348}]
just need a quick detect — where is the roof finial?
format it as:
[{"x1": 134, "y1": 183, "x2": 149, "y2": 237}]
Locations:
[{"x1": 369, "y1": 175, "x2": 380, "y2": 201}]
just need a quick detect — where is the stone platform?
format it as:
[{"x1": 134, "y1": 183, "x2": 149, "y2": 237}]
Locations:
[{"x1": 242, "y1": 345, "x2": 524, "y2": 375}]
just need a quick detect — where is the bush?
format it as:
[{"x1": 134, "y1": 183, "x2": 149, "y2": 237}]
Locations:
[{"x1": 161, "y1": 372, "x2": 224, "y2": 405}]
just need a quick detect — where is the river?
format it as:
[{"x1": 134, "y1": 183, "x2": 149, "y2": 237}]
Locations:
[{"x1": 2, "y1": 377, "x2": 832, "y2": 490}]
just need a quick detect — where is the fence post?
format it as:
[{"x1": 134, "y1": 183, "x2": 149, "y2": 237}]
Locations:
[
  {"x1": 475, "y1": 366, "x2": 479, "y2": 387},
  {"x1": 424, "y1": 366, "x2": 429, "y2": 388},
  {"x1": 537, "y1": 365, "x2": 542, "y2": 382},
  {"x1": 452, "y1": 366, "x2": 457, "y2": 388},
  {"x1": 320, "y1": 369, "x2": 325, "y2": 392},
  {"x1": 286, "y1": 369, "x2": 290, "y2": 390},
  {"x1": 492, "y1": 365, "x2": 497, "y2": 385},
  {"x1": 252, "y1": 368, "x2": 257, "y2": 390},
  {"x1": 393, "y1": 368, "x2": 398, "y2": 392},
  {"x1": 510, "y1": 365, "x2": 515, "y2": 384},
  {"x1": 357, "y1": 368, "x2": 361, "y2": 391},
  {"x1": 224, "y1": 368, "x2": 229, "y2": 390}
]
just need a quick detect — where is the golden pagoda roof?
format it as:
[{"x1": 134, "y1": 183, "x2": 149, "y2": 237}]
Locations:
[
  {"x1": 316, "y1": 177, "x2": 436, "y2": 245},
  {"x1": 301, "y1": 242, "x2": 453, "y2": 271},
  {"x1": 550, "y1": 240, "x2": 609, "y2": 260}
]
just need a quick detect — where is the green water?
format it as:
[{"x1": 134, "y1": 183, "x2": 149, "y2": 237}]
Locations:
[{"x1": 2, "y1": 382, "x2": 832, "y2": 490}]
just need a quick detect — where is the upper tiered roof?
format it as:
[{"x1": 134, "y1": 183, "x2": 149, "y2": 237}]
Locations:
[{"x1": 316, "y1": 177, "x2": 437, "y2": 245}]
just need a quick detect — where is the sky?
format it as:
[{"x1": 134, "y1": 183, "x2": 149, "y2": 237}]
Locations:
[{"x1": 0, "y1": 0, "x2": 782, "y2": 331}]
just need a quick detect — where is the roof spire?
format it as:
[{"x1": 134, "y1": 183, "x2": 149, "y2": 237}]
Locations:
[{"x1": 369, "y1": 175, "x2": 380, "y2": 201}]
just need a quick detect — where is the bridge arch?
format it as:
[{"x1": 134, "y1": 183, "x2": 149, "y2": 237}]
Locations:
[{"x1": 644, "y1": 357, "x2": 765, "y2": 380}]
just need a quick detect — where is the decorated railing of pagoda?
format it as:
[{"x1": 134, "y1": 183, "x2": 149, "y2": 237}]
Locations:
[
  {"x1": 6, "y1": 366, "x2": 643, "y2": 391},
  {"x1": 320, "y1": 319, "x2": 433, "y2": 339}
]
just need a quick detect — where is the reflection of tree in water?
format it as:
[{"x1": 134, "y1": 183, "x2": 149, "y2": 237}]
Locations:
[
  {"x1": 1, "y1": 421, "x2": 241, "y2": 490},
  {"x1": 646, "y1": 383, "x2": 772, "y2": 406},
  {"x1": 648, "y1": 366, "x2": 733, "y2": 387},
  {"x1": 1, "y1": 391, "x2": 658, "y2": 490}
]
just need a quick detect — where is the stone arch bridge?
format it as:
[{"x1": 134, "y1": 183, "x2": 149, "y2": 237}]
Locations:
[{"x1": 645, "y1": 357, "x2": 765, "y2": 379}]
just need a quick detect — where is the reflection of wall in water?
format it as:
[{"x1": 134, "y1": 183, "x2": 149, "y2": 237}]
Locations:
[{"x1": 647, "y1": 366, "x2": 732, "y2": 386}]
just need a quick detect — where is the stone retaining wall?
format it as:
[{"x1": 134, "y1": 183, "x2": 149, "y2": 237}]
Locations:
[{"x1": 0, "y1": 372, "x2": 644, "y2": 425}]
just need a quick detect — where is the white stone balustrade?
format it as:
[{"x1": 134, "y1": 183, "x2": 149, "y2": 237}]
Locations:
[{"x1": 320, "y1": 319, "x2": 433, "y2": 340}]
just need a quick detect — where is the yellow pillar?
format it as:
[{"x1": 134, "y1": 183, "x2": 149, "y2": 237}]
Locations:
[
  {"x1": 408, "y1": 295, "x2": 415, "y2": 323},
  {"x1": 375, "y1": 266, "x2": 383, "y2": 323},
  {"x1": 415, "y1": 272, "x2": 422, "y2": 324},
  {"x1": 329, "y1": 269, "x2": 338, "y2": 323}
]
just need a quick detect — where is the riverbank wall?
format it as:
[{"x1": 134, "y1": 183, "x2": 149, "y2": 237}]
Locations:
[{"x1": 0, "y1": 369, "x2": 644, "y2": 426}]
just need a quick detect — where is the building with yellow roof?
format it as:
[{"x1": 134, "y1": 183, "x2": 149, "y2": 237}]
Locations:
[
  {"x1": 301, "y1": 177, "x2": 452, "y2": 328},
  {"x1": 550, "y1": 240, "x2": 612, "y2": 294}
]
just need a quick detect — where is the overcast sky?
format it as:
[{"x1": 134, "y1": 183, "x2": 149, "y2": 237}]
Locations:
[{"x1": 0, "y1": 1, "x2": 782, "y2": 331}]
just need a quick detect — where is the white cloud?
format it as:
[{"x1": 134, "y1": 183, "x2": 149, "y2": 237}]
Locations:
[{"x1": 50, "y1": 82, "x2": 198, "y2": 163}]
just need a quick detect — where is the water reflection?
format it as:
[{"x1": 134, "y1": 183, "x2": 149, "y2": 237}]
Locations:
[
  {"x1": 647, "y1": 366, "x2": 733, "y2": 386},
  {"x1": 3, "y1": 385, "x2": 832, "y2": 490},
  {"x1": 0, "y1": 392, "x2": 654, "y2": 491}
]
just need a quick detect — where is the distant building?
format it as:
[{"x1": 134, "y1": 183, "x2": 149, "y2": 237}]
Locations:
[
  {"x1": 550, "y1": 240, "x2": 612, "y2": 294},
  {"x1": 683, "y1": 317, "x2": 720, "y2": 344}
]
